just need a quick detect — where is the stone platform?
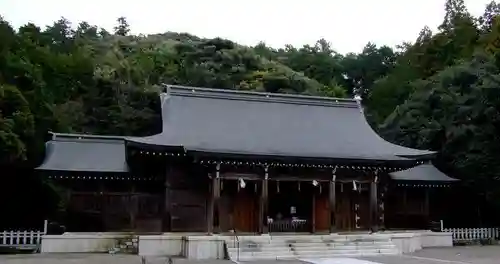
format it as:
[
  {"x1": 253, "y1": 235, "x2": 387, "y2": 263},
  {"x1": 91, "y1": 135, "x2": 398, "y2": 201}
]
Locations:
[
  {"x1": 5, "y1": 246, "x2": 500, "y2": 264},
  {"x1": 40, "y1": 231, "x2": 453, "y2": 260}
]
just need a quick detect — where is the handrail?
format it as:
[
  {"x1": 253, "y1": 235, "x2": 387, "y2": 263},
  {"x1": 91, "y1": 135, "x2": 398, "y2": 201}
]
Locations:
[
  {"x1": 230, "y1": 229, "x2": 240, "y2": 261},
  {"x1": 235, "y1": 232, "x2": 240, "y2": 261}
]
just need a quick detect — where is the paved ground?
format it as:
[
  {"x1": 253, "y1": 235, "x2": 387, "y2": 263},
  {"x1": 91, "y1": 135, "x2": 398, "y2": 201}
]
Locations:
[
  {"x1": 1, "y1": 246, "x2": 500, "y2": 264},
  {"x1": 0, "y1": 255, "x2": 232, "y2": 264},
  {"x1": 360, "y1": 246, "x2": 500, "y2": 264}
]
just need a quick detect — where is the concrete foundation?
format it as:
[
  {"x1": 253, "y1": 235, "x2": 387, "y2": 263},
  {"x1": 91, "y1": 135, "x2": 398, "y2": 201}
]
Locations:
[
  {"x1": 41, "y1": 230, "x2": 454, "y2": 259},
  {"x1": 377, "y1": 230, "x2": 453, "y2": 253},
  {"x1": 41, "y1": 232, "x2": 136, "y2": 253}
]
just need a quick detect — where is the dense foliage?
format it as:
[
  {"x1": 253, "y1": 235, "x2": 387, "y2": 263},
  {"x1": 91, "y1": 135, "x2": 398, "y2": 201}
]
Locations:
[{"x1": 2, "y1": 0, "x2": 500, "y2": 226}]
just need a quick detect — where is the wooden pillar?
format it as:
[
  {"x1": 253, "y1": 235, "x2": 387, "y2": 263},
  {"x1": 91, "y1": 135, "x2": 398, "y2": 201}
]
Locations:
[
  {"x1": 424, "y1": 188, "x2": 430, "y2": 222},
  {"x1": 312, "y1": 193, "x2": 316, "y2": 233},
  {"x1": 402, "y1": 187, "x2": 408, "y2": 227},
  {"x1": 207, "y1": 180, "x2": 214, "y2": 233},
  {"x1": 163, "y1": 165, "x2": 174, "y2": 232},
  {"x1": 207, "y1": 163, "x2": 221, "y2": 233},
  {"x1": 259, "y1": 166, "x2": 269, "y2": 233},
  {"x1": 329, "y1": 167, "x2": 337, "y2": 233},
  {"x1": 369, "y1": 172, "x2": 379, "y2": 232},
  {"x1": 129, "y1": 185, "x2": 137, "y2": 231},
  {"x1": 214, "y1": 163, "x2": 221, "y2": 233},
  {"x1": 98, "y1": 181, "x2": 106, "y2": 230}
]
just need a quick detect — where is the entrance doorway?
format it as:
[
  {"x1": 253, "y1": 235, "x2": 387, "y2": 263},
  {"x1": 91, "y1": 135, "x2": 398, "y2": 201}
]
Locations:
[
  {"x1": 268, "y1": 181, "x2": 313, "y2": 232},
  {"x1": 232, "y1": 189, "x2": 259, "y2": 232},
  {"x1": 220, "y1": 179, "x2": 259, "y2": 233}
]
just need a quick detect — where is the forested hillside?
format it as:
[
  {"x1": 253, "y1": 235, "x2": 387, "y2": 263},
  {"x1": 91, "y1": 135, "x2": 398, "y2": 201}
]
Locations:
[{"x1": 2, "y1": 0, "x2": 500, "y2": 226}]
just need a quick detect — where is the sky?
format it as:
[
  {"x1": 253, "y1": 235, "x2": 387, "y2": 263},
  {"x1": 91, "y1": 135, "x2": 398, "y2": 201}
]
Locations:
[{"x1": 0, "y1": 0, "x2": 494, "y2": 54}]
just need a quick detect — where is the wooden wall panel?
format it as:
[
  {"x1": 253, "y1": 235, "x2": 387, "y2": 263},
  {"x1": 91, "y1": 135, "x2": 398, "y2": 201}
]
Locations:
[
  {"x1": 169, "y1": 189, "x2": 207, "y2": 232},
  {"x1": 314, "y1": 194, "x2": 330, "y2": 231},
  {"x1": 357, "y1": 184, "x2": 371, "y2": 230},
  {"x1": 165, "y1": 165, "x2": 210, "y2": 232}
]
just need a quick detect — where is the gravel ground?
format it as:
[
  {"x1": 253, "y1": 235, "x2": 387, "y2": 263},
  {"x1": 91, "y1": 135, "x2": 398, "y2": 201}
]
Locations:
[{"x1": 1, "y1": 246, "x2": 500, "y2": 264}]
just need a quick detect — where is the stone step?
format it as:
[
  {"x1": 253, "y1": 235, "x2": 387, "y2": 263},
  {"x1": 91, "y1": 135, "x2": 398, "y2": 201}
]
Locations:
[
  {"x1": 331, "y1": 241, "x2": 395, "y2": 246},
  {"x1": 228, "y1": 244, "x2": 397, "y2": 255},
  {"x1": 228, "y1": 243, "x2": 287, "y2": 249},
  {"x1": 268, "y1": 235, "x2": 391, "y2": 240},
  {"x1": 287, "y1": 241, "x2": 395, "y2": 247},
  {"x1": 231, "y1": 251, "x2": 398, "y2": 261},
  {"x1": 230, "y1": 240, "x2": 395, "y2": 247},
  {"x1": 294, "y1": 251, "x2": 398, "y2": 259},
  {"x1": 228, "y1": 251, "x2": 293, "y2": 257},
  {"x1": 231, "y1": 255, "x2": 289, "y2": 261},
  {"x1": 229, "y1": 245, "x2": 396, "y2": 253},
  {"x1": 273, "y1": 239, "x2": 391, "y2": 244},
  {"x1": 291, "y1": 248, "x2": 398, "y2": 255},
  {"x1": 224, "y1": 234, "x2": 400, "y2": 262},
  {"x1": 230, "y1": 237, "x2": 392, "y2": 245},
  {"x1": 227, "y1": 246, "x2": 292, "y2": 253},
  {"x1": 229, "y1": 247, "x2": 398, "y2": 258},
  {"x1": 270, "y1": 235, "x2": 332, "y2": 239},
  {"x1": 229, "y1": 240, "x2": 273, "y2": 244},
  {"x1": 292, "y1": 246, "x2": 396, "y2": 252},
  {"x1": 228, "y1": 252, "x2": 293, "y2": 261},
  {"x1": 229, "y1": 250, "x2": 294, "y2": 257},
  {"x1": 109, "y1": 238, "x2": 138, "y2": 254},
  {"x1": 329, "y1": 245, "x2": 396, "y2": 250}
]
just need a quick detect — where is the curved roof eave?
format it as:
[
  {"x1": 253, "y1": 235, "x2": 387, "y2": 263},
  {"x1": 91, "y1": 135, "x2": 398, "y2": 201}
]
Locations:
[
  {"x1": 126, "y1": 135, "x2": 186, "y2": 153},
  {"x1": 125, "y1": 139, "x2": 424, "y2": 168},
  {"x1": 185, "y1": 148, "x2": 423, "y2": 168},
  {"x1": 391, "y1": 145, "x2": 436, "y2": 160},
  {"x1": 390, "y1": 163, "x2": 459, "y2": 182},
  {"x1": 357, "y1": 109, "x2": 436, "y2": 159}
]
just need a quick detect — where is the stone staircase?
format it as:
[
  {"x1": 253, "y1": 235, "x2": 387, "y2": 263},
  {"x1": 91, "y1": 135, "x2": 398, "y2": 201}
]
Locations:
[
  {"x1": 108, "y1": 236, "x2": 139, "y2": 254},
  {"x1": 224, "y1": 234, "x2": 399, "y2": 261}
]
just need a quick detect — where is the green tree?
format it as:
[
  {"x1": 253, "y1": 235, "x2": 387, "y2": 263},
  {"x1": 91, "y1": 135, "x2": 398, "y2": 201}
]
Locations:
[
  {"x1": 114, "y1": 17, "x2": 130, "y2": 36},
  {"x1": 380, "y1": 53, "x2": 500, "y2": 209},
  {"x1": 2, "y1": 1, "x2": 500, "y2": 225},
  {"x1": 0, "y1": 84, "x2": 34, "y2": 164}
]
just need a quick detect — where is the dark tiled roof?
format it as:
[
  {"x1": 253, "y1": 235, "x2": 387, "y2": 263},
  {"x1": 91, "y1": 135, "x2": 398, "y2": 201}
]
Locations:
[
  {"x1": 389, "y1": 164, "x2": 458, "y2": 182},
  {"x1": 127, "y1": 85, "x2": 435, "y2": 162},
  {"x1": 36, "y1": 134, "x2": 129, "y2": 173}
]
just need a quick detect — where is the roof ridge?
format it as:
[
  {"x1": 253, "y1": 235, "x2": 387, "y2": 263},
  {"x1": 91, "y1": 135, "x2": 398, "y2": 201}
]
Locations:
[
  {"x1": 52, "y1": 138, "x2": 125, "y2": 145},
  {"x1": 161, "y1": 84, "x2": 360, "y2": 108},
  {"x1": 49, "y1": 132, "x2": 126, "y2": 141}
]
